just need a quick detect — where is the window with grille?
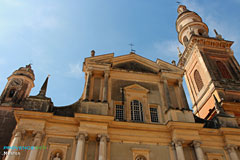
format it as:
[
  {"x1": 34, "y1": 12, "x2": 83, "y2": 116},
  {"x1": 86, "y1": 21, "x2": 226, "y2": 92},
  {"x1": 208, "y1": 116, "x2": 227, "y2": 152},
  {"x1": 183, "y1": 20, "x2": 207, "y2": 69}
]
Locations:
[
  {"x1": 150, "y1": 107, "x2": 158, "y2": 123},
  {"x1": 131, "y1": 100, "x2": 143, "y2": 122},
  {"x1": 216, "y1": 61, "x2": 232, "y2": 79},
  {"x1": 194, "y1": 70, "x2": 204, "y2": 92},
  {"x1": 115, "y1": 105, "x2": 124, "y2": 121}
]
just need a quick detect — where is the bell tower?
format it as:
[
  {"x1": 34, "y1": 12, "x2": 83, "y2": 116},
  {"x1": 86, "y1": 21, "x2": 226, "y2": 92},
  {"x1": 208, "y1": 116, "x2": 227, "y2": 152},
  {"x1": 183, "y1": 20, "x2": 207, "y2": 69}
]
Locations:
[
  {"x1": 0, "y1": 64, "x2": 35, "y2": 105},
  {"x1": 176, "y1": 5, "x2": 240, "y2": 123},
  {"x1": 0, "y1": 64, "x2": 35, "y2": 158}
]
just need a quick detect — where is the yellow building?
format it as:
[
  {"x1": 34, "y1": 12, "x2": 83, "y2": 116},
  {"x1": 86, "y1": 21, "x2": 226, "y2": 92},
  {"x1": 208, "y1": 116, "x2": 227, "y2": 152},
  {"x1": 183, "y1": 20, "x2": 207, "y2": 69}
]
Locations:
[{"x1": 0, "y1": 5, "x2": 240, "y2": 160}]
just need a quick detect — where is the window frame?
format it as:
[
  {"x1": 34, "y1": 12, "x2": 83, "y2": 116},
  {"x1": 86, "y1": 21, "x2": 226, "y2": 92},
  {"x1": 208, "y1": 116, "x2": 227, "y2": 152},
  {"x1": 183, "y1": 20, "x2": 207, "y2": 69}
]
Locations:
[
  {"x1": 130, "y1": 100, "x2": 144, "y2": 122},
  {"x1": 115, "y1": 104, "x2": 125, "y2": 121},
  {"x1": 194, "y1": 69, "x2": 204, "y2": 92},
  {"x1": 216, "y1": 61, "x2": 232, "y2": 79},
  {"x1": 149, "y1": 107, "x2": 159, "y2": 123}
]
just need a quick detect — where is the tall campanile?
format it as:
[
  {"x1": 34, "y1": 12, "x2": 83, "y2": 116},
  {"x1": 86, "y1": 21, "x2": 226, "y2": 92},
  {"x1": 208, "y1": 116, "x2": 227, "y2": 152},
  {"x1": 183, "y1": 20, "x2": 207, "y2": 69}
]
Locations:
[{"x1": 176, "y1": 5, "x2": 240, "y2": 123}]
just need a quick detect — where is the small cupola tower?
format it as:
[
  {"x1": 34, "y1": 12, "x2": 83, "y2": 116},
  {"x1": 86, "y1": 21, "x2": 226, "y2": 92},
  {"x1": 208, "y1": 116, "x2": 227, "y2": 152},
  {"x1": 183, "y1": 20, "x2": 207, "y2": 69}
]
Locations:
[
  {"x1": 176, "y1": 5, "x2": 209, "y2": 46},
  {"x1": 0, "y1": 64, "x2": 35, "y2": 105}
]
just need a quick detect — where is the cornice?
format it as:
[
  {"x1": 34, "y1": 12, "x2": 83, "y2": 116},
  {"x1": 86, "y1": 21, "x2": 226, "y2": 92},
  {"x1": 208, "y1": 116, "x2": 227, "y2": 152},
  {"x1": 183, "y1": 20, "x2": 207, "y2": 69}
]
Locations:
[{"x1": 178, "y1": 35, "x2": 234, "y2": 68}]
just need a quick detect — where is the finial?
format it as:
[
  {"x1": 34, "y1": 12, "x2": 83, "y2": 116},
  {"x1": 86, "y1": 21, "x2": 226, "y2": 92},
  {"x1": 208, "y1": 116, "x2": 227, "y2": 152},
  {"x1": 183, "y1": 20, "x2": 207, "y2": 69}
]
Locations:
[
  {"x1": 213, "y1": 29, "x2": 223, "y2": 40},
  {"x1": 171, "y1": 60, "x2": 176, "y2": 66},
  {"x1": 26, "y1": 63, "x2": 32, "y2": 69},
  {"x1": 91, "y1": 50, "x2": 95, "y2": 57},
  {"x1": 177, "y1": 47, "x2": 182, "y2": 58},
  {"x1": 177, "y1": 5, "x2": 188, "y2": 14}
]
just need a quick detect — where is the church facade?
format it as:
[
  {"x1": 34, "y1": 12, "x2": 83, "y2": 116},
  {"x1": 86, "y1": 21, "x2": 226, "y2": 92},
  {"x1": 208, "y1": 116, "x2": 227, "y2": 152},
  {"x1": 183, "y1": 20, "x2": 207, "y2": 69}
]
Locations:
[{"x1": 0, "y1": 5, "x2": 240, "y2": 160}]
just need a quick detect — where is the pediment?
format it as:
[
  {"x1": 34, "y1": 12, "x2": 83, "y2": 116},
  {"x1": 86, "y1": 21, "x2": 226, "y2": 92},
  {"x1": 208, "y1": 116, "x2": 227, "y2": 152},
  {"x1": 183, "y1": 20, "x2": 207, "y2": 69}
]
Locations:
[
  {"x1": 124, "y1": 84, "x2": 149, "y2": 93},
  {"x1": 112, "y1": 54, "x2": 159, "y2": 74},
  {"x1": 113, "y1": 61, "x2": 157, "y2": 74}
]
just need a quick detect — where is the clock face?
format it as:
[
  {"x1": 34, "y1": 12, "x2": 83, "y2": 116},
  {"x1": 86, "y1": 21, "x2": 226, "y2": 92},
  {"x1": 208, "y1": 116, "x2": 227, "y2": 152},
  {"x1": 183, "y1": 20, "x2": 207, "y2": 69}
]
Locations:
[{"x1": 11, "y1": 78, "x2": 23, "y2": 86}]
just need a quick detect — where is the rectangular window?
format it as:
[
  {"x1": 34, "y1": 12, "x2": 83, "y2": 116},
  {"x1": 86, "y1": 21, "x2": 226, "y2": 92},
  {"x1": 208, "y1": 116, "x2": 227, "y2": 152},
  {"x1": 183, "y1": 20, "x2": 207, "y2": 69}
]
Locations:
[
  {"x1": 115, "y1": 105, "x2": 124, "y2": 121},
  {"x1": 150, "y1": 107, "x2": 158, "y2": 123}
]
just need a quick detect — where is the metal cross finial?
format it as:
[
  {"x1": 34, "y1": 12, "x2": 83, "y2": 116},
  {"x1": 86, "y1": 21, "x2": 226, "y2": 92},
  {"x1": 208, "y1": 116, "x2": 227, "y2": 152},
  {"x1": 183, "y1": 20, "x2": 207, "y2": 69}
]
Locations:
[{"x1": 129, "y1": 43, "x2": 136, "y2": 53}]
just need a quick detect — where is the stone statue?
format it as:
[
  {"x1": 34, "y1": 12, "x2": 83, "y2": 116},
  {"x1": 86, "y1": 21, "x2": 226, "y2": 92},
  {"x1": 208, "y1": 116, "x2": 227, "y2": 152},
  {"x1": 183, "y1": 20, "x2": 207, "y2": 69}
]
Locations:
[
  {"x1": 52, "y1": 153, "x2": 61, "y2": 160},
  {"x1": 177, "y1": 47, "x2": 182, "y2": 58},
  {"x1": 91, "y1": 50, "x2": 95, "y2": 57},
  {"x1": 214, "y1": 29, "x2": 223, "y2": 40},
  {"x1": 136, "y1": 155, "x2": 147, "y2": 160}
]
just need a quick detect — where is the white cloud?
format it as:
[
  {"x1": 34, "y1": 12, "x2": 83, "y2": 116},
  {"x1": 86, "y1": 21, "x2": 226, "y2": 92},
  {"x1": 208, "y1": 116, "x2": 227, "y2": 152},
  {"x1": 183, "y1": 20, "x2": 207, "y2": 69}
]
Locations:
[{"x1": 68, "y1": 63, "x2": 84, "y2": 78}]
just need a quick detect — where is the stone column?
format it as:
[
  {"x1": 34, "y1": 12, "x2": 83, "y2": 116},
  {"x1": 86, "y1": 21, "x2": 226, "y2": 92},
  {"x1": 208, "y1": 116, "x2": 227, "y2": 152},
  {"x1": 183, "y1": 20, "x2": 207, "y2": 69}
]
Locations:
[
  {"x1": 97, "y1": 134, "x2": 109, "y2": 160},
  {"x1": 84, "y1": 71, "x2": 92, "y2": 101},
  {"x1": 225, "y1": 145, "x2": 239, "y2": 160},
  {"x1": 169, "y1": 141, "x2": 177, "y2": 160},
  {"x1": 192, "y1": 141, "x2": 205, "y2": 160},
  {"x1": 178, "y1": 81, "x2": 189, "y2": 110},
  {"x1": 102, "y1": 71, "x2": 109, "y2": 102},
  {"x1": 5, "y1": 130, "x2": 25, "y2": 160},
  {"x1": 75, "y1": 133, "x2": 88, "y2": 160},
  {"x1": 163, "y1": 79, "x2": 172, "y2": 110},
  {"x1": 174, "y1": 140, "x2": 185, "y2": 160},
  {"x1": 28, "y1": 131, "x2": 44, "y2": 160}
]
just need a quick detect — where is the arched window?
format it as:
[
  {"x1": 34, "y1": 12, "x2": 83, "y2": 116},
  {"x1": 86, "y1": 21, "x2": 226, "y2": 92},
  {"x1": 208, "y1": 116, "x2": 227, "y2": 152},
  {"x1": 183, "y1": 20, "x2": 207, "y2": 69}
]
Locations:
[
  {"x1": 194, "y1": 70, "x2": 204, "y2": 92},
  {"x1": 183, "y1": 36, "x2": 188, "y2": 46},
  {"x1": 131, "y1": 100, "x2": 143, "y2": 122},
  {"x1": 8, "y1": 89, "x2": 16, "y2": 98},
  {"x1": 216, "y1": 61, "x2": 232, "y2": 79},
  {"x1": 136, "y1": 155, "x2": 147, "y2": 160},
  {"x1": 198, "y1": 29, "x2": 205, "y2": 36}
]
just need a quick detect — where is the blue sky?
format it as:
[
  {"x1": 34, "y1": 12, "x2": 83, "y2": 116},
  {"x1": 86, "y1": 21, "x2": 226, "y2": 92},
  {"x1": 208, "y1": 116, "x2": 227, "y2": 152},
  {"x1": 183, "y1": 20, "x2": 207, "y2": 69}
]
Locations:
[{"x1": 0, "y1": 0, "x2": 240, "y2": 106}]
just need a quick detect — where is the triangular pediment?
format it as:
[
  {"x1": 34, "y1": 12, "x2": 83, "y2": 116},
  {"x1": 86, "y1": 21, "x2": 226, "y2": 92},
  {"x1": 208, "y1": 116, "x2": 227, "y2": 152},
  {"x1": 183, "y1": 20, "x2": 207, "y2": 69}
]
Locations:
[
  {"x1": 113, "y1": 60, "x2": 157, "y2": 73},
  {"x1": 84, "y1": 52, "x2": 184, "y2": 75},
  {"x1": 112, "y1": 53, "x2": 184, "y2": 74},
  {"x1": 124, "y1": 84, "x2": 149, "y2": 93},
  {"x1": 112, "y1": 54, "x2": 159, "y2": 74}
]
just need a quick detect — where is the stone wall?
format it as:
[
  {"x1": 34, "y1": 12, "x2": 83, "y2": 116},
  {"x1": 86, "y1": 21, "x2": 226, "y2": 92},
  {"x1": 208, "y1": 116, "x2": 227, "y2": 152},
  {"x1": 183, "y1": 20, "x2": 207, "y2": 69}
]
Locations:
[
  {"x1": 0, "y1": 109, "x2": 16, "y2": 159},
  {"x1": 42, "y1": 137, "x2": 74, "y2": 160},
  {"x1": 111, "y1": 79, "x2": 161, "y2": 105},
  {"x1": 110, "y1": 142, "x2": 171, "y2": 160},
  {"x1": 86, "y1": 141, "x2": 97, "y2": 160}
]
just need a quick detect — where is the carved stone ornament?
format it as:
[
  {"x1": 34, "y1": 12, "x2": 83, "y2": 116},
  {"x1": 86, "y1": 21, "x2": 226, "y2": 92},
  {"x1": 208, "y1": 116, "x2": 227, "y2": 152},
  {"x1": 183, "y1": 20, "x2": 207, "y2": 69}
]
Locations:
[
  {"x1": 52, "y1": 152, "x2": 62, "y2": 160},
  {"x1": 135, "y1": 155, "x2": 147, "y2": 160}
]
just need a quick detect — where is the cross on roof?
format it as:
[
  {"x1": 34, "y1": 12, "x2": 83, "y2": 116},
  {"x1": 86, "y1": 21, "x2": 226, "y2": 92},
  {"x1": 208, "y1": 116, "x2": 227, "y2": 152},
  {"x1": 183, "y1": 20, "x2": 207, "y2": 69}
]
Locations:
[{"x1": 129, "y1": 43, "x2": 136, "y2": 53}]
